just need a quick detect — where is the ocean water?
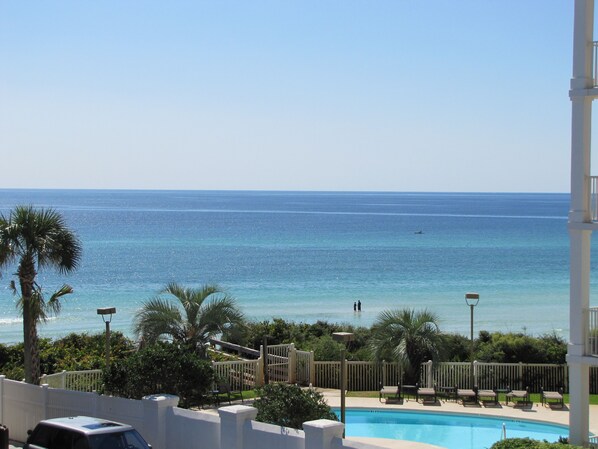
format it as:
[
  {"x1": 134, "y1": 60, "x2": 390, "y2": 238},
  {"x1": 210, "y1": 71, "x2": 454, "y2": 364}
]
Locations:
[{"x1": 0, "y1": 189, "x2": 583, "y2": 344}]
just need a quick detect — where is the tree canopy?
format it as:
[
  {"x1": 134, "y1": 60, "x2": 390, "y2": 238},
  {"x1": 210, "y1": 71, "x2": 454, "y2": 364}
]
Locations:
[
  {"x1": 0, "y1": 205, "x2": 81, "y2": 383},
  {"x1": 134, "y1": 282, "x2": 245, "y2": 357}
]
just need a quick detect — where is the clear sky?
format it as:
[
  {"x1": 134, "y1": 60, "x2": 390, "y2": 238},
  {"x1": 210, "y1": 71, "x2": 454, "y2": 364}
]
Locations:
[{"x1": 0, "y1": 1, "x2": 575, "y2": 192}]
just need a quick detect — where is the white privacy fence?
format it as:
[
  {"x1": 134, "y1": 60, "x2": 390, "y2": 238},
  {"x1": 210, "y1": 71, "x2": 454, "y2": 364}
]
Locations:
[{"x1": 0, "y1": 376, "x2": 381, "y2": 449}]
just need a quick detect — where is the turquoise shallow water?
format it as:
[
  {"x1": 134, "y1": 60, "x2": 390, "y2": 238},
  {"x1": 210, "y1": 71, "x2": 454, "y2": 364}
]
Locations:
[
  {"x1": 0, "y1": 189, "x2": 585, "y2": 344},
  {"x1": 339, "y1": 409, "x2": 568, "y2": 449}
]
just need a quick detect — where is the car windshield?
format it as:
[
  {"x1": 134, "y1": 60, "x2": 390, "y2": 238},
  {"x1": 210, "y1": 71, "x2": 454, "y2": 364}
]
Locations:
[{"x1": 88, "y1": 430, "x2": 149, "y2": 449}]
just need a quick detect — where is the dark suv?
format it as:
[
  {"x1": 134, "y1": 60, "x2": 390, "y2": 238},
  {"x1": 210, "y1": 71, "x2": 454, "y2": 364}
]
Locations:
[{"x1": 24, "y1": 416, "x2": 151, "y2": 449}]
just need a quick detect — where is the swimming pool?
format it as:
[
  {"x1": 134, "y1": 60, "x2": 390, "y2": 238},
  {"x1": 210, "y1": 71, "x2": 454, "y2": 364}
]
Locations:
[{"x1": 338, "y1": 409, "x2": 568, "y2": 449}]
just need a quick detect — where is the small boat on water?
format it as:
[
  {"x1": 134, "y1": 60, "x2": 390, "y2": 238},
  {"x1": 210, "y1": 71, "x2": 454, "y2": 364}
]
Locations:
[{"x1": 414, "y1": 230, "x2": 424, "y2": 234}]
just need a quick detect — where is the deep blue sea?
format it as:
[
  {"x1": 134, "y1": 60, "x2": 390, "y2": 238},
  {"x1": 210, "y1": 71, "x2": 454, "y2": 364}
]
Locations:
[{"x1": 0, "y1": 190, "x2": 582, "y2": 344}]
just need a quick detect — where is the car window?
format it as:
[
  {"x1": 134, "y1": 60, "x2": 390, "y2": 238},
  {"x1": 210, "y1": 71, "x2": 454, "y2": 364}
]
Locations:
[
  {"x1": 52, "y1": 429, "x2": 73, "y2": 449},
  {"x1": 27, "y1": 424, "x2": 57, "y2": 448},
  {"x1": 90, "y1": 433, "x2": 123, "y2": 449},
  {"x1": 72, "y1": 433, "x2": 90, "y2": 449},
  {"x1": 27, "y1": 425, "x2": 87, "y2": 449},
  {"x1": 121, "y1": 430, "x2": 149, "y2": 449},
  {"x1": 89, "y1": 431, "x2": 148, "y2": 449}
]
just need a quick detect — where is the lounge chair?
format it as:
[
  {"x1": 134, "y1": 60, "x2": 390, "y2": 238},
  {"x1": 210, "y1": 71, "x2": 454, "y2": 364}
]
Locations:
[
  {"x1": 476, "y1": 387, "x2": 498, "y2": 405},
  {"x1": 456, "y1": 387, "x2": 477, "y2": 405},
  {"x1": 401, "y1": 384, "x2": 417, "y2": 401},
  {"x1": 416, "y1": 383, "x2": 437, "y2": 403},
  {"x1": 437, "y1": 385, "x2": 457, "y2": 402},
  {"x1": 211, "y1": 381, "x2": 243, "y2": 405},
  {"x1": 506, "y1": 386, "x2": 530, "y2": 406},
  {"x1": 541, "y1": 387, "x2": 564, "y2": 408},
  {"x1": 379, "y1": 382, "x2": 401, "y2": 403}
]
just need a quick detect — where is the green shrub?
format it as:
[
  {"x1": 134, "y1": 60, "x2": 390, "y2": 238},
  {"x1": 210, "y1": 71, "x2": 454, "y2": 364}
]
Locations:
[
  {"x1": 0, "y1": 332, "x2": 135, "y2": 381},
  {"x1": 490, "y1": 438, "x2": 582, "y2": 449},
  {"x1": 440, "y1": 333, "x2": 471, "y2": 362},
  {"x1": 253, "y1": 383, "x2": 337, "y2": 429},
  {"x1": 39, "y1": 332, "x2": 135, "y2": 373},
  {"x1": 103, "y1": 342, "x2": 214, "y2": 408},
  {"x1": 237, "y1": 319, "x2": 371, "y2": 360},
  {"x1": 476, "y1": 332, "x2": 567, "y2": 364}
]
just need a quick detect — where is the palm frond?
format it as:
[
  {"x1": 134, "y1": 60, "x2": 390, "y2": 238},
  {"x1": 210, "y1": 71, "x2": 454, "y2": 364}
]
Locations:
[
  {"x1": 45, "y1": 284, "x2": 74, "y2": 316},
  {"x1": 134, "y1": 297, "x2": 185, "y2": 344}
]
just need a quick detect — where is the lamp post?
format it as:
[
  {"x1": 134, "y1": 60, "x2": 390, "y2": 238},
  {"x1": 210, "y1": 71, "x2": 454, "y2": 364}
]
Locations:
[
  {"x1": 332, "y1": 332, "x2": 354, "y2": 437},
  {"x1": 465, "y1": 293, "x2": 479, "y2": 388},
  {"x1": 97, "y1": 307, "x2": 116, "y2": 370}
]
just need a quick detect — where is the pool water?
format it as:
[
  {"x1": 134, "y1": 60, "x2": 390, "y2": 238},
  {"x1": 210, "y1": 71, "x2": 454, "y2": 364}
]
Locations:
[{"x1": 338, "y1": 409, "x2": 568, "y2": 449}]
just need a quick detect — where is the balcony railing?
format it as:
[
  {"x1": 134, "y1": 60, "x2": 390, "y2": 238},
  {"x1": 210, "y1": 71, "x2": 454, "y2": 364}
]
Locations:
[
  {"x1": 591, "y1": 176, "x2": 598, "y2": 221},
  {"x1": 588, "y1": 307, "x2": 598, "y2": 356}
]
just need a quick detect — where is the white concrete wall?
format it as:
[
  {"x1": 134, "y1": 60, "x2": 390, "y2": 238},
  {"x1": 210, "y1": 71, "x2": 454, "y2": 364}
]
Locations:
[
  {"x1": 0, "y1": 376, "x2": 386, "y2": 449},
  {"x1": 166, "y1": 407, "x2": 220, "y2": 449}
]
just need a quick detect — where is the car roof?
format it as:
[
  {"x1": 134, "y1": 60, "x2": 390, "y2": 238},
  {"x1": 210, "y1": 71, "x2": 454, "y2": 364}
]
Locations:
[{"x1": 37, "y1": 416, "x2": 134, "y2": 435}]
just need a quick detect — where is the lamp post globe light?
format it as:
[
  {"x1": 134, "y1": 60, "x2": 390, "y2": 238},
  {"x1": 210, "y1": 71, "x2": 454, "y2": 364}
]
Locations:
[
  {"x1": 464, "y1": 293, "x2": 479, "y2": 388},
  {"x1": 332, "y1": 332, "x2": 354, "y2": 438},
  {"x1": 97, "y1": 307, "x2": 116, "y2": 370}
]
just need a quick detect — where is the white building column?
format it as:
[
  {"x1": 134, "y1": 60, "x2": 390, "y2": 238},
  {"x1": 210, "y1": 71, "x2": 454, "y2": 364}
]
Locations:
[
  {"x1": 569, "y1": 361, "x2": 590, "y2": 446},
  {"x1": 569, "y1": 1, "x2": 595, "y2": 445},
  {"x1": 569, "y1": 228, "x2": 592, "y2": 446}
]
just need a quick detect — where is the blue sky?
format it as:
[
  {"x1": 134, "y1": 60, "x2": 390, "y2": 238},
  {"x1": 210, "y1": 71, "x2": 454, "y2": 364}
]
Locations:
[{"x1": 0, "y1": 1, "x2": 574, "y2": 192}]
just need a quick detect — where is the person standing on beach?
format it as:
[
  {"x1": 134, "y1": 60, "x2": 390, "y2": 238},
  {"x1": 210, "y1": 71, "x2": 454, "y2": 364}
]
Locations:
[
  {"x1": 353, "y1": 301, "x2": 357, "y2": 311},
  {"x1": 357, "y1": 300, "x2": 361, "y2": 312}
]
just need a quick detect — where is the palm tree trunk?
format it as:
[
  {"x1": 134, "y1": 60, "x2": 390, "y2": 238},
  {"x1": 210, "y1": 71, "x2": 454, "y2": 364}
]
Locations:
[{"x1": 18, "y1": 256, "x2": 38, "y2": 384}]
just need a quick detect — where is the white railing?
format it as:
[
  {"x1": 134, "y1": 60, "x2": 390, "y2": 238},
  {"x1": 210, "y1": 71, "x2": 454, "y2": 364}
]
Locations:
[
  {"x1": 314, "y1": 361, "x2": 403, "y2": 390},
  {"x1": 266, "y1": 343, "x2": 294, "y2": 358},
  {"x1": 296, "y1": 350, "x2": 314, "y2": 385},
  {"x1": 40, "y1": 369, "x2": 103, "y2": 392},
  {"x1": 591, "y1": 176, "x2": 598, "y2": 221},
  {"x1": 421, "y1": 362, "x2": 567, "y2": 392},
  {"x1": 262, "y1": 343, "x2": 294, "y2": 382},
  {"x1": 43, "y1": 359, "x2": 598, "y2": 394},
  {"x1": 421, "y1": 362, "x2": 470, "y2": 388},
  {"x1": 212, "y1": 359, "x2": 262, "y2": 390},
  {"x1": 314, "y1": 361, "x2": 340, "y2": 389},
  {"x1": 588, "y1": 307, "x2": 598, "y2": 356}
]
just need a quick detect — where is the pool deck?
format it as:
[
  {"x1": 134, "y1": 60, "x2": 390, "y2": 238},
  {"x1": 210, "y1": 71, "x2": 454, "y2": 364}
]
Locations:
[{"x1": 320, "y1": 389, "x2": 594, "y2": 449}]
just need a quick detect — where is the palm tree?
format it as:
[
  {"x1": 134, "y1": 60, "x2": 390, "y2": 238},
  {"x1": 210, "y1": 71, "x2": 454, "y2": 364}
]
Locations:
[
  {"x1": 0, "y1": 205, "x2": 82, "y2": 384},
  {"x1": 369, "y1": 308, "x2": 442, "y2": 385},
  {"x1": 134, "y1": 282, "x2": 245, "y2": 357}
]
